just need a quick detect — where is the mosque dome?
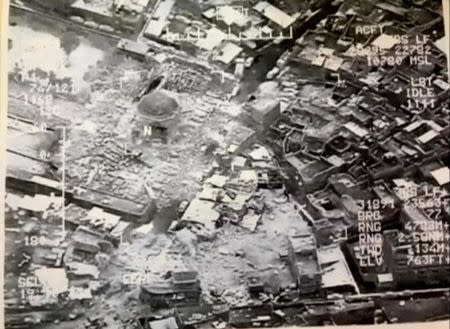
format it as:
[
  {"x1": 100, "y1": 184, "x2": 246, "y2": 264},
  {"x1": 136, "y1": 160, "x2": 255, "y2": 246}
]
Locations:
[{"x1": 137, "y1": 91, "x2": 179, "y2": 121}]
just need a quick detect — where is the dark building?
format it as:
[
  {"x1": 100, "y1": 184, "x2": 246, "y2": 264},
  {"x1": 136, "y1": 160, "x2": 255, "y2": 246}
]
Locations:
[{"x1": 291, "y1": 155, "x2": 347, "y2": 193}]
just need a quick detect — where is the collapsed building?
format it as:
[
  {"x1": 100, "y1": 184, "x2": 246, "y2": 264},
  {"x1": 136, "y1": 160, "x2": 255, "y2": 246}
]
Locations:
[
  {"x1": 287, "y1": 234, "x2": 322, "y2": 296},
  {"x1": 140, "y1": 271, "x2": 202, "y2": 308}
]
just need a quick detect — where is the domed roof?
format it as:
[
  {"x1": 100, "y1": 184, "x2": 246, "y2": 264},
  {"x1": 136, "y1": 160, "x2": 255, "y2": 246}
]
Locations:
[{"x1": 137, "y1": 91, "x2": 179, "y2": 120}]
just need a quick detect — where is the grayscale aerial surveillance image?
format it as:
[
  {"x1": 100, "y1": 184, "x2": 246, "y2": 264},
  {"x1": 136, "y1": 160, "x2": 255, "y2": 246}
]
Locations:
[{"x1": 3, "y1": 0, "x2": 450, "y2": 328}]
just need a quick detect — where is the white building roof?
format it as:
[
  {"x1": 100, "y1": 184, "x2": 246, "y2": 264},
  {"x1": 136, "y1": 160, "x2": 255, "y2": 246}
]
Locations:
[
  {"x1": 241, "y1": 211, "x2": 261, "y2": 232},
  {"x1": 197, "y1": 27, "x2": 227, "y2": 51},
  {"x1": 86, "y1": 207, "x2": 121, "y2": 230},
  {"x1": 221, "y1": 192, "x2": 252, "y2": 212},
  {"x1": 181, "y1": 198, "x2": 220, "y2": 230},
  {"x1": 133, "y1": 222, "x2": 154, "y2": 236},
  {"x1": 318, "y1": 47, "x2": 334, "y2": 56},
  {"x1": 248, "y1": 145, "x2": 271, "y2": 161},
  {"x1": 318, "y1": 246, "x2": 359, "y2": 293},
  {"x1": 116, "y1": 0, "x2": 149, "y2": 11},
  {"x1": 69, "y1": 286, "x2": 93, "y2": 300},
  {"x1": 110, "y1": 220, "x2": 131, "y2": 237},
  {"x1": 145, "y1": 0, "x2": 176, "y2": 37},
  {"x1": 433, "y1": 78, "x2": 450, "y2": 91},
  {"x1": 203, "y1": 8, "x2": 216, "y2": 20},
  {"x1": 215, "y1": 42, "x2": 243, "y2": 64},
  {"x1": 344, "y1": 122, "x2": 368, "y2": 138},
  {"x1": 253, "y1": 1, "x2": 298, "y2": 29},
  {"x1": 205, "y1": 174, "x2": 229, "y2": 188},
  {"x1": 430, "y1": 167, "x2": 450, "y2": 186},
  {"x1": 377, "y1": 273, "x2": 393, "y2": 283},
  {"x1": 149, "y1": 317, "x2": 178, "y2": 329},
  {"x1": 404, "y1": 120, "x2": 423, "y2": 132},
  {"x1": 5, "y1": 193, "x2": 61, "y2": 212},
  {"x1": 311, "y1": 55, "x2": 326, "y2": 66},
  {"x1": 392, "y1": 178, "x2": 412, "y2": 187},
  {"x1": 146, "y1": 20, "x2": 167, "y2": 38},
  {"x1": 217, "y1": 6, "x2": 248, "y2": 27},
  {"x1": 343, "y1": 43, "x2": 372, "y2": 57},
  {"x1": 324, "y1": 55, "x2": 344, "y2": 71},
  {"x1": 31, "y1": 175, "x2": 61, "y2": 189},
  {"x1": 71, "y1": 0, "x2": 113, "y2": 17},
  {"x1": 232, "y1": 156, "x2": 247, "y2": 170},
  {"x1": 198, "y1": 186, "x2": 221, "y2": 202},
  {"x1": 416, "y1": 129, "x2": 438, "y2": 144},
  {"x1": 67, "y1": 262, "x2": 100, "y2": 280},
  {"x1": 404, "y1": 119, "x2": 443, "y2": 134},
  {"x1": 435, "y1": 36, "x2": 447, "y2": 54},
  {"x1": 239, "y1": 170, "x2": 258, "y2": 184},
  {"x1": 28, "y1": 294, "x2": 58, "y2": 307}
]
